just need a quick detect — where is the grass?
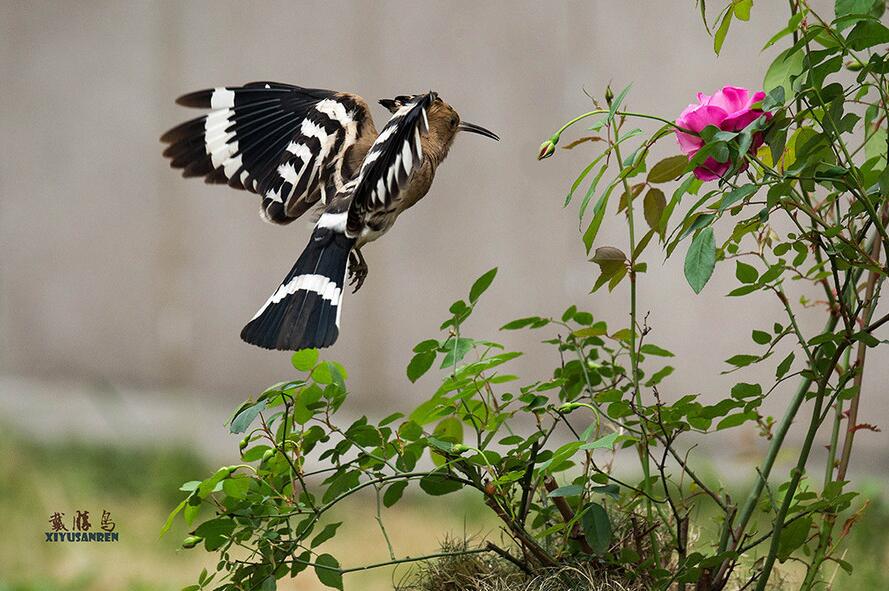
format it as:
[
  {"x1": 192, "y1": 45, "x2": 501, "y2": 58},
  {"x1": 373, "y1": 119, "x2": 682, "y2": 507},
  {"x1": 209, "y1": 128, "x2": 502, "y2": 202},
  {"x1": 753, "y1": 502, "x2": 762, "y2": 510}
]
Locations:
[{"x1": 1, "y1": 428, "x2": 888, "y2": 590}]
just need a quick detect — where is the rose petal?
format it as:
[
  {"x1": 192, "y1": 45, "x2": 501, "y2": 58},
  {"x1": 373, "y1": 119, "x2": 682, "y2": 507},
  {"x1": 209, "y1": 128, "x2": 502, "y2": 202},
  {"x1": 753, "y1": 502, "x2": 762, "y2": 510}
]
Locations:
[
  {"x1": 709, "y1": 86, "x2": 750, "y2": 113},
  {"x1": 722, "y1": 110, "x2": 765, "y2": 132},
  {"x1": 679, "y1": 105, "x2": 728, "y2": 133},
  {"x1": 746, "y1": 91, "x2": 766, "y2": 108},
  {"x1": 676, "y1": 102, "x2": 700, "y2": 125},
  {"x1": 675, "y1": 131, "x2": 703, "y2": 156}
]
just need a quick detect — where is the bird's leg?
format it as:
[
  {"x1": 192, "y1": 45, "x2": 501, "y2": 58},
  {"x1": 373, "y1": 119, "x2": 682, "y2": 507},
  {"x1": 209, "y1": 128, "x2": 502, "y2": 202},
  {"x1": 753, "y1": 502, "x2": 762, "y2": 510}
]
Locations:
[{"x1": 348, "y1": 249, "x2": 369, "y2": 293}]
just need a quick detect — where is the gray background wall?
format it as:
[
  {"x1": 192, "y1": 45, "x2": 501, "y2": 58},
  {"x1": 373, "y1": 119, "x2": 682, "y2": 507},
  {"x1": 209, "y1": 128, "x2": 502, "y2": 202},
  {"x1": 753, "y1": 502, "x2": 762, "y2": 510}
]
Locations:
[{"x1": 2, "y1": 1, "x2": 886, "y2": 470}]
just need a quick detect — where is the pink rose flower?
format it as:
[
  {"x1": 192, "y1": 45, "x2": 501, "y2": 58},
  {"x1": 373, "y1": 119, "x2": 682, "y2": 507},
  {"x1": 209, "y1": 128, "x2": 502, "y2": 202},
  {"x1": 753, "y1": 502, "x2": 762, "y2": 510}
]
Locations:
[{"x1": 675, "y1": 86, "x2": 772, "y2": 181}]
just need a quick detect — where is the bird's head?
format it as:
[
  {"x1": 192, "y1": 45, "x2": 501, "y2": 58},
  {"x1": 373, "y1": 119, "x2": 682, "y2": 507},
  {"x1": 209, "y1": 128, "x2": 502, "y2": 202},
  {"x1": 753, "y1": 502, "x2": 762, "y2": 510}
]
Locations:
[{"x1": 379, "y1": 92, "x2": 499, "y2": 160}]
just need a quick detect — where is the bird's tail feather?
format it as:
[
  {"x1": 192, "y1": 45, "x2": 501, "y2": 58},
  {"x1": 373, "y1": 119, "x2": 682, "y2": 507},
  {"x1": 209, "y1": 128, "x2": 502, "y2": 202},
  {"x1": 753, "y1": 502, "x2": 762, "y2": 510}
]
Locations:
[{"x1": 241, "y1": 229, "x2": 353, "y2": 350}]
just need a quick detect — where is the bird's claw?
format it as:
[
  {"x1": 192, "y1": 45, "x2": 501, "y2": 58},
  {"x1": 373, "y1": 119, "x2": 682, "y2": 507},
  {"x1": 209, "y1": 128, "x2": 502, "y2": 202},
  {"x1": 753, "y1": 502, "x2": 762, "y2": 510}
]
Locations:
[{"x1": 348, "y1": 251, "x2": 368, "y2": 293}]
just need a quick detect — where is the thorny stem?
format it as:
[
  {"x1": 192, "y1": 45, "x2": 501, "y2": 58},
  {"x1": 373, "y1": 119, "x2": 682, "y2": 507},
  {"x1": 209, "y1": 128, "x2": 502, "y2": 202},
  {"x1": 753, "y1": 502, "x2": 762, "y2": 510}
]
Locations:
[
  {"x1": 374, "y1": 483, "x2": 396, "y2": 560},
  {"x1": 609, "y1": 115, "x2": 660, "y2": 567},
  {"x1": 802, "y1": 226, "x2": 886, "y2": 589},
  {"x1": 753, "y1": 343, "x2": 849, "y2": 591},
  {"x1": 836, "y1": 231, "x2": 884, "y2": 482}
]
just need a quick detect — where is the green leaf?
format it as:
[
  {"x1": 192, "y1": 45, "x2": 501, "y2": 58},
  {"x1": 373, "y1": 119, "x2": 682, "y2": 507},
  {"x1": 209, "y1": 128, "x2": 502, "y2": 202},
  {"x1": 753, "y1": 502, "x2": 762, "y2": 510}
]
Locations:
[
  {"x1": 413, "y1": 339, "x2": 439, "y2": 353},
  {"x1": 565, "y1": 157, "x2": 602, "y2": 207},
  {"x1": 590, "y1": 484, "x2": 620, "y2": 499},
  {"x1": 764, "y1": 46, "x2": 805, "y2": 97},
  {"x1": 581, "y1": 502, "x2": 612, "y2": 553},
  {"x1": 582, "y1": 186, "x2": 614, "y2": 253},
  {"x1": 311, "y1": 522, "x2": 342, "y2": 548},
  {"x1": 179, "y1": 480, "x2": 201, "y2": 492},
  {"x1": 645, "y1": 366, "x2": 674, "y2": 387},
  {"x1": 717, "y1": 411, "x2": 758, "y2": 430},
  {"x1": 714, "y1": 8, "x2": 733, "y2": 55},
  {"x1": 440, "y1": 337, "x2": 474, "y2": 368},
  {"x1": 383, "y1": 481, "x2": 409, "y2": 507},
  {"x1": 407, "y1": 351, "x2": 436, "y2": 383},
  {"x1": 777, "y1": 517, "x2": 812, "y2": 562},
  {"x1": 728, "y1": 283, "x2": 760, "y2": 296},
  {"x1": 731, "y1": 382, "x2": 763, "y2": 399},
  {"x1": 322, "y1": 470, "x2": 360, "y2": 503},
  {"x1": 291, "y1": 349, "x2": 319, "y2": 372},
  {"x1": 230, "y1": 399, "x2": 267, "y2": 434},
  {"x1": 469, "y1": 268, "x2": 498, "y2": 303},
  {"x1": 607, "y1": 84, "x2": 632, "y2": 123},
  {"x1": 433, "y1": 417, "x2": 464, "y2": 444},
  {"x1": 763, "y1": 10, "x2": 805, "y2": 49},
  {"x1": 222, "y1": 477, "x2": 250, "y2": 499},
  {"x1": 573, "y1": 325, "x2": 608, "y2": 338},
  {"x1": 752, "y1": 330, "x2": 771, "y2": 345},
  {"x1": 160, "y1": 500, "x2": 186, "y2": 537},
  {"x1": 311, "y1": 361, "x2": 347, "y2": 385},
  {"x1": 846, "y1": 20, "x2": 889, "y2": 50},
  {"x1": 735, "y1": 261, "x2": 758, "y2": 284},
  {"x1": 684, "y1": 228, "x2": 716, "y2": 294},
  {"x1": 549, "y1": 484, "x2": 584, "y2": 498},
  {"x1": 640, "y1": 344, "x2": 674, "y2": 357},
  {"x1": 500, "y1": 316, "x2": 548, "y2": 330},
  {"x1": 835, "y1": 0, "x2": 881, "y2": 17},
  {"x1": 291, "y1": 550, "x2": 312, "y2": 576},
  {"x1": 726, "y1": 354, "x2": 759, "y2": 367},
  {"x1": 776, "y1": 352, "x2": 795, "y2": 378},
  {"x1": 733, "y1": 0, "x2": 753, "y2": 20},
  {"x1": 314, "y1": 554, "x2": 343, "y2": 590},
  {"x1": 580, "y1": 432, "x2": 621, "y2": 450},
  {"x1": 194, "y1": 517, "x2": 235, "y2": 551},
  {"x1": 647, "y1": 155, "x2": 689, "y2": 183},
  {"x1": 643, "y1": 188, "x2": 667, "y2": 234},
  {"x1": 719, "y1": 184, "x2": 757, "y2": 211},
  {"x1": 852, "y1": 331, "x2": 880, "y2": 347},
  {"x1": 419, "y1": 471, "x2": 463, "y2": 496}
]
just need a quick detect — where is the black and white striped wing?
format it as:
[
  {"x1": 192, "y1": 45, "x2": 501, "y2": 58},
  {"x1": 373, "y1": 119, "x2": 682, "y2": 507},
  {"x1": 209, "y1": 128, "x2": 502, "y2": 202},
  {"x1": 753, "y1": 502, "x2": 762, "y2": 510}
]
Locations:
[
  {"x1": 161, "y1": 82, "x2": 375, "y2": 224},
  {"x1": 346, "y1": 92, "x2": 434, "y2": 235}
]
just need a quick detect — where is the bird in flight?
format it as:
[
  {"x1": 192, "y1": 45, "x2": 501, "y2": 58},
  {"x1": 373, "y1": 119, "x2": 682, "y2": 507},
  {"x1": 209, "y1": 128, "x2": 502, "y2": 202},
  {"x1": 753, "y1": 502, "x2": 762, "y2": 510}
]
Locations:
[{"x1": 161, "y1": 82, "x2": 498, "y2": 351}]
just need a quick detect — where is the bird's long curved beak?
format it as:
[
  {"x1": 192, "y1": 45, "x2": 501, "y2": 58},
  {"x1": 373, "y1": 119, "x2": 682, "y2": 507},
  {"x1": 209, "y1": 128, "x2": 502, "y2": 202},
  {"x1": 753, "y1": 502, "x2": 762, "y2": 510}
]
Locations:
[{"x1": 458, "y1": 121, "x2": 500, "y2": 141}]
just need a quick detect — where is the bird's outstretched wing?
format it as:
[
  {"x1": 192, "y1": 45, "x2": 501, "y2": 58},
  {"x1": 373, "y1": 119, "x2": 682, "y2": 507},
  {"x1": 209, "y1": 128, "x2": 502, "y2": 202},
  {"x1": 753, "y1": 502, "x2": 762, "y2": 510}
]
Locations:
[
  {"x1": 161, "y1": 82, "x2": 377, "y2": 224},
  {"x1": 347, "y1": 92, "x2": 435, "y2": 235}
]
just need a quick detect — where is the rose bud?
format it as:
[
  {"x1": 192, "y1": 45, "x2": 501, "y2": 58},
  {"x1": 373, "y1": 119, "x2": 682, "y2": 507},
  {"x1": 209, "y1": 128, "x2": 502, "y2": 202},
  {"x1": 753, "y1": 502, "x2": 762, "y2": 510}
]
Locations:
[
  {"x1": 538, "y1": 139, "x2": 557, "y2": 160},
  {"x1": 182, "y1": 535, "x2": 203, "y2": 549}
]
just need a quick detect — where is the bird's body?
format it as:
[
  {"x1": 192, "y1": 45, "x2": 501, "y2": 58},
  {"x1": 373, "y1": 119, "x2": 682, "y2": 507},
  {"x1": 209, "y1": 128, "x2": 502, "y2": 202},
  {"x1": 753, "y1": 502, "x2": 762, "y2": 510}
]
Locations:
[{"x1": 162, "y1": 83, "x2": 497, "y2": 351}]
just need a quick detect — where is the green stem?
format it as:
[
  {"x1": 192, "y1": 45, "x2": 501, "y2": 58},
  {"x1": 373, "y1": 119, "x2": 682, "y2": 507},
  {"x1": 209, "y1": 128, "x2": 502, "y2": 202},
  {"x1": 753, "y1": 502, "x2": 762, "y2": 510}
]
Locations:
[
  {"x1": 610, "y1": 120, "x2": 660, "y2": 566},
  {"x1": 550, "y1": 109, "x2": 691, "y2": 142},
  {"x1": 753, "y1": 343, "x2": 848, "y2": 591},
  {"x1": 729, "y1": 225, "x2": 879, "y2": 562}
]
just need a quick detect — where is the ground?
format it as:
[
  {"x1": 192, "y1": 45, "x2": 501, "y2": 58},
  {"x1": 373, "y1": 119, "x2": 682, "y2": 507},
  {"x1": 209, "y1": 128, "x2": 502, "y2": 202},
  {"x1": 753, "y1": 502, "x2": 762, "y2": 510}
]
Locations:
[{"x1": 1, "y1": 429, "x2": 887, "y2": 591}]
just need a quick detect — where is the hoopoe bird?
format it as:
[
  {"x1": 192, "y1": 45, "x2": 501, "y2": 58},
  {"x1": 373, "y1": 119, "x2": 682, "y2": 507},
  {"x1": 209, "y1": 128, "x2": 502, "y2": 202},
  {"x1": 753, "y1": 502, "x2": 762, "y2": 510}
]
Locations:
[{"x1": 161, "y1": 83, "x2": 498, "y2": 351}]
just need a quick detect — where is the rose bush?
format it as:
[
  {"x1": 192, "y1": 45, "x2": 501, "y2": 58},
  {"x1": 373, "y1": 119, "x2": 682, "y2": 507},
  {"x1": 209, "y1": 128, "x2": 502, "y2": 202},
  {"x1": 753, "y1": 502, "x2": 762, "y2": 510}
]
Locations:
[{"x1": 675, "y1": 85, "x2": 771, "y2": 180}]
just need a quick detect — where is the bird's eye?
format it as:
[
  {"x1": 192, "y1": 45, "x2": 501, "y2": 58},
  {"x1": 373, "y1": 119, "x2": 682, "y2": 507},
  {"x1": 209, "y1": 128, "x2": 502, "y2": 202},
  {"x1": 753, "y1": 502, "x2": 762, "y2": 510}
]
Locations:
[{"x1": 450, "y1": 117, "x2": 458, "y2": 128}]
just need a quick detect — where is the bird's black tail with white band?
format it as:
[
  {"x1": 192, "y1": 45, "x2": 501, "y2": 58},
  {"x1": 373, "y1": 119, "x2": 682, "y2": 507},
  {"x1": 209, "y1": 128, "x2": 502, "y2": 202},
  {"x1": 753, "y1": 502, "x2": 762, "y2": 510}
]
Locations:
[{"x1": 240, "y1": 228, "x2": 355, "y2": 350}]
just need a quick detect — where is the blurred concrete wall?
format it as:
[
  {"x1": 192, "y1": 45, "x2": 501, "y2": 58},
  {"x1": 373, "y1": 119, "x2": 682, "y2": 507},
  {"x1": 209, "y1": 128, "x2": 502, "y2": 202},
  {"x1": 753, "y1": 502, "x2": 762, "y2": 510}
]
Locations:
[{"x1": 2, "y1": 1, "x2": 887, "y2": 463}]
